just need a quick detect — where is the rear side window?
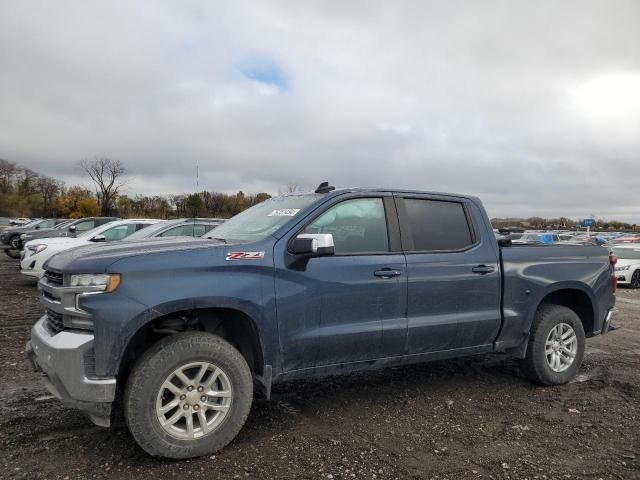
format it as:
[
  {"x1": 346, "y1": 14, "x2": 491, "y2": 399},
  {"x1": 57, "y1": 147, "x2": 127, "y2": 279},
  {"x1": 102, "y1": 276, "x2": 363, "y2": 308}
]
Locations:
[
  {"x1": 402, "y1": 199, "x2": 474, "y2": 251},
  {"x1": 193, "y1": 224, "x2": 210, "y2": 236}
]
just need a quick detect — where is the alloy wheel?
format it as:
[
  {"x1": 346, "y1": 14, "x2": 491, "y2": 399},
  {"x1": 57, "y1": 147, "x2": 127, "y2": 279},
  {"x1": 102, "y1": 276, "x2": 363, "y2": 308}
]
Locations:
[
  {"x1": 545, "y1": 323, "x2": 578, "y2": 373},
  {"x1": 155, "y1": 361, "x2": 232, "y2": 440}
]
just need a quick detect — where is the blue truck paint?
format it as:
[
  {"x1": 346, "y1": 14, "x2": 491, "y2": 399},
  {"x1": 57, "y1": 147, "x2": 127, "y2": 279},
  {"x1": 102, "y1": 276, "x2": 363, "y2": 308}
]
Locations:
[{"x1": 29, "y1": 187, "x2": 616, "y2": 426}]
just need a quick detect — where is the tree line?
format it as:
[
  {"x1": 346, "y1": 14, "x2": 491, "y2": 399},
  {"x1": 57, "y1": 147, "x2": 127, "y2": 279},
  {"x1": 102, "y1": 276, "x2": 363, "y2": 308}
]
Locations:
[
  {"x1": 0, "y1": 158, "x2": 271, "y2": 219},
  {"x1": 3, "y1": 157, "x2": 636, "y2": 229}
]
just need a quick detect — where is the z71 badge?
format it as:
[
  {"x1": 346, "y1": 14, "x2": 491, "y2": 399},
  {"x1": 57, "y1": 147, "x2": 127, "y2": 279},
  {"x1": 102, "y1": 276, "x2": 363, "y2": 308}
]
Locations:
[{"x1": 225, "y1": 251, "x2": 265, "y2": 261}]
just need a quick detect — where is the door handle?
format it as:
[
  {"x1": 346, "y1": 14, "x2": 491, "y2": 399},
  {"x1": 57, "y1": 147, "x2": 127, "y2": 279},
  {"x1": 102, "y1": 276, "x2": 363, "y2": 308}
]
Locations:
[
  {"x1": 472, "y1": 265, "x2": 495, "y2": 274},
  {"x1": 374, "y1": 269, "x2": 402, "y2": 278}
]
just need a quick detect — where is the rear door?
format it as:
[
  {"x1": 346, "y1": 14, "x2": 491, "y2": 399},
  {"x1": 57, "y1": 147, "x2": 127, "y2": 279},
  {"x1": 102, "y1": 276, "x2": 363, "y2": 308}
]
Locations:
[{"x1": 396, "y1": 195, "x2": 501, "y2": 352}]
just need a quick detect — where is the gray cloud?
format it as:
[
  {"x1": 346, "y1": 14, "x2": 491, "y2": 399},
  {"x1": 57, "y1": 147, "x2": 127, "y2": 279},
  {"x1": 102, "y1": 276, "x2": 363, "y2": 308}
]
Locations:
[{"x1": 1, "y1": 0, "x2": 639, "y2": 220}]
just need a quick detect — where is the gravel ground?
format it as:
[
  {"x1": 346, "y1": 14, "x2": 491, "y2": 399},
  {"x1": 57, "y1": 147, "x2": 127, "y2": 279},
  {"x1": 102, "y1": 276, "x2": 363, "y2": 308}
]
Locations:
[{"x1": 0, "y1": 253, "x2": 638, "y2": 480}]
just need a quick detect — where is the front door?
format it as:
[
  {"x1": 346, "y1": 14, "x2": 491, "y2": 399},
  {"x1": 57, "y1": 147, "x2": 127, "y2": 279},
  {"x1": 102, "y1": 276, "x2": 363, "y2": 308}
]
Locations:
[{"x1": 275, "y1": 195, "x2": 408, "y2": 371}]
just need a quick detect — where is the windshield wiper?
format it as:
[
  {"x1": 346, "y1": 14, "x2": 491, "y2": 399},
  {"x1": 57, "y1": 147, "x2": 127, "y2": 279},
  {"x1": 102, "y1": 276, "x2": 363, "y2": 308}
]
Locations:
[{"x1": 210, "y1": 237, "x2": 227, "y2": 243}]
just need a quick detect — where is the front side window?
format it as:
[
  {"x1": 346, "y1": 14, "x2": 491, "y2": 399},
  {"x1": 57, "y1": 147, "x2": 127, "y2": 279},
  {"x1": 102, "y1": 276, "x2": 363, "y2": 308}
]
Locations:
[
  {"x1": 39, "y1": 219, "x2": 56, "y2": 229},
  {"x1": 74, "y1": 220, "x2": 95, "y2": 232},
  {"x1": 303, "y1": 198, "x2": 389, "y2": 254},
  {"x1": 403, "y1": 199, "x2": 474, "y2": 251},
  {"x1": 101, "y1": 224, "x2": 137, "y2": 241}
]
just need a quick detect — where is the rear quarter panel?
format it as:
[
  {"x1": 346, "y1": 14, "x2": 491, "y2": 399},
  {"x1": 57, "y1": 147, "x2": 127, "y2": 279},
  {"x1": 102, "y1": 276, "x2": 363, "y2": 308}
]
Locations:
[{"x1": 498, "y1": 245, "x2": 614, "y2": 348}]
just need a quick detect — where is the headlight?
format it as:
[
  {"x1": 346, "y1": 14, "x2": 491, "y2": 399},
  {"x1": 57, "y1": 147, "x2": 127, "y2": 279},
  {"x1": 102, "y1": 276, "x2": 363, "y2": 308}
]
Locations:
[
  {"x1": 27, "y1": 244, "x2": 47, "y2": 254},
  {"x1": 69, "y1": 273, "x2": 121, "y2": 292},
  {"x1": 615, "y1": 265, "x2": 630, "y2": 271}
]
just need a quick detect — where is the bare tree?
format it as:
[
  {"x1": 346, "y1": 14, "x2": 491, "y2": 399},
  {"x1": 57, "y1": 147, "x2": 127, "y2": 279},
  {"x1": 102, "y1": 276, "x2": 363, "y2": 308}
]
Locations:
[
  {"x1": 35, "y1": 176, "x2": 63, "y2": 216},
  {"x1": 0, "y1": 158, "x2": 18, "y2": 192},
  {"x1": 278, "y1": 183, "x2": 299, "y2": 194},
  {"x1": 79, "y1": 158, "x2": 128, "y2": 216}
]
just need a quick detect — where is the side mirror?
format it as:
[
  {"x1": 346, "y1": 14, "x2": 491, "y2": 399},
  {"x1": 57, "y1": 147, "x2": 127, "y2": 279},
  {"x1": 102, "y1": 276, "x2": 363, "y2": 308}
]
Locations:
[
  {"x1": 290, "y1": 233, "x2": 335, "y2": 256},
  {"x1": 35, "y1": 225, "x2": 40, "y2": 229},
  {"x1": 92, "y1": 234, "x2": 106, "y2": 242},
  {"x1": 68, "y1": 225, "x2": 76, "y2": 232},
  {"x1": 497, "y1": 237, "x2": 512, "y2": 247}
]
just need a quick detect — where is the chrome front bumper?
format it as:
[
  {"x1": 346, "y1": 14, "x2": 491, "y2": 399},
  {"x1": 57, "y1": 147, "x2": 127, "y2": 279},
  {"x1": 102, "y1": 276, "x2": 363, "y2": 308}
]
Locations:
[{"x1": 26, "y1": 316, "x2": 116, "y2": 426}]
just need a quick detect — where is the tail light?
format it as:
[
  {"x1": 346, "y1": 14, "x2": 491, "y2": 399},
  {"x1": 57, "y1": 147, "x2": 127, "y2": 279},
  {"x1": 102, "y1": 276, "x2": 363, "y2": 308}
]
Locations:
[{"x1": 610, "y1": 253, "x2": 617, "y2": 292}]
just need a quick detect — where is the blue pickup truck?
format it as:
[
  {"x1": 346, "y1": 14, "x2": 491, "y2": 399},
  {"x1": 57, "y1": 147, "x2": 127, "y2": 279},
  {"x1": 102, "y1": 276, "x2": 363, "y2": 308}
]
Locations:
[{"x1": 26, "y1": 184, "x2": 617, "y2": 459}]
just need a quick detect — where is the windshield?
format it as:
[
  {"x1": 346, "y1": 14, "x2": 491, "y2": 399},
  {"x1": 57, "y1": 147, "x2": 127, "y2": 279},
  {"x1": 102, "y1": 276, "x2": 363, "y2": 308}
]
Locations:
[
  {"x1": 209, "y1": 194, "x2": 322, "y2": 243},
  {"x1": 615, "y1": 248, "x2": 640, "y2": 260},
  {"x1": 124, "y1": 221, "x2": 174, "y2": 240}
]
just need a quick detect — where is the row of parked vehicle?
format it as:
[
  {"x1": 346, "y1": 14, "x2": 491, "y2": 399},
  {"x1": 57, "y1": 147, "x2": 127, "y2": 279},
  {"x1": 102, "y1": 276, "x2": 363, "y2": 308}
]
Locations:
[
  {"x1": 495, "y1": 229, "x2": 640, "y2": 288},
  {"x1": 1, "y1": 217, "x2": 225, "y2": 277},
  {"x1": 496, "y1": 228, "x2": 640, "y2": 246}
]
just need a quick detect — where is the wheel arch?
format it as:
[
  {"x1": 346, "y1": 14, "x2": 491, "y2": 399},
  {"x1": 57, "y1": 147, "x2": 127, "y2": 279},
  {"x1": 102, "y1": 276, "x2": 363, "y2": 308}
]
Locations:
[
  {"x1": 117, "y1": 307, "x2": 266, "y2": 391},
  {"x1": 534, "y1": 286, "x2": 595, "y2": 337}
]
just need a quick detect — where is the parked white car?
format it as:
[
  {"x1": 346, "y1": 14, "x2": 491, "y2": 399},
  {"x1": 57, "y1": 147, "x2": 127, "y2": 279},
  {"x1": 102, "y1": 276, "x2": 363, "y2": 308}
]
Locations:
[
  {"x1": 20, "y1": 219, "x2": 160, "y2": 279},
  {"x1": 614, "y1": 246, "x2": 640, "y2": 288}
]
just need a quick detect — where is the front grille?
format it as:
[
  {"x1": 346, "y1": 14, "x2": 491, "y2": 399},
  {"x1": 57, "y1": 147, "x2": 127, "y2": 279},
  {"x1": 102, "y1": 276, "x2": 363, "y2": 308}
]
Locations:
[
  {"x1": 44, "y1": 270, "x2": 63, "y2": 286},
  {"x1": 46, "y1": 309, "x2": 64, "y2": 332},
  {"x1": 42, "y1": 289, "x2": 59, "y2": 302}
]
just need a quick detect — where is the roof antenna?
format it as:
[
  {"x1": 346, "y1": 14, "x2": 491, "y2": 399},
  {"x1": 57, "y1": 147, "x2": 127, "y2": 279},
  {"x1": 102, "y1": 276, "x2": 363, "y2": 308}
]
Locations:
[{"x1": 315, "y1": 181, "x2": 335, "y2": 194}]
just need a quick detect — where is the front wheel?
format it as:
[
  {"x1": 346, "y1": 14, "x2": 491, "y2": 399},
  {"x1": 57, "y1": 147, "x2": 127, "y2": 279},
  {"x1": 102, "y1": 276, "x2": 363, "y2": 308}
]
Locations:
[
  {"x1": 5, "y1": 235, "x2": 21, "y2": 259},
  {"x1": 630, "y1": 270, "x2": 640, "y2": 289},
  {"x1": 521, "y1": 304, "x2": 585, "y2": 385},
  {"x1": 5, "y1": 248, "x2": 21, "y2": 259},
  {"x1": 124, "y1": 332, "x2": 253, "y2": 459}
]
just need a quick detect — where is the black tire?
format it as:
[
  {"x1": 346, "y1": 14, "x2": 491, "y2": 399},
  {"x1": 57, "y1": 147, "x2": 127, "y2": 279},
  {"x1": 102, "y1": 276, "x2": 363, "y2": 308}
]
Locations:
[
  {"x1": 8, "y1": 235, "x2": 20, "y2": 249},
  {"x1": 124, "y1": 332, "x2": 253, "y2": 459},
  {"x1": 521, "y1": 304, "x2": 585, "y2": 386},
  {"x1": 630, "y1": 270, "x2": 640, "y2": 289},
  {"x1": 5, "y1": 248, "x2": 21, "y2": 259}
]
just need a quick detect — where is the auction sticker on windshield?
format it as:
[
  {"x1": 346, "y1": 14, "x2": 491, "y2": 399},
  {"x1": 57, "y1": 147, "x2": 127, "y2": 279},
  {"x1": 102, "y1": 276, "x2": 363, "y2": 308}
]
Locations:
[
  {"x1": 268, "y1": 209, "x2": 300, "y2": 217},
  {"x1": 226, "y1": 251, "x2": 265, "y2": 261}
]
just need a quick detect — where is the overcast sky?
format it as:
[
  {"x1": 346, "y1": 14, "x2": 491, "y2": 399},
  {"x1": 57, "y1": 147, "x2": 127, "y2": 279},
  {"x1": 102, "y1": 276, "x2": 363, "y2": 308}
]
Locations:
[{"x1": 1, "y1": 1, "x2": 639, "y2": 220}]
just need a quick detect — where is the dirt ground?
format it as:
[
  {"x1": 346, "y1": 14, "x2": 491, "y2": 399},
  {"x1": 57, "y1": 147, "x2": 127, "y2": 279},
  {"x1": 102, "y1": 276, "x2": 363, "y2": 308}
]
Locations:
[{"x1": 0, "y1": 254, "x2": 638, "y2": 480}]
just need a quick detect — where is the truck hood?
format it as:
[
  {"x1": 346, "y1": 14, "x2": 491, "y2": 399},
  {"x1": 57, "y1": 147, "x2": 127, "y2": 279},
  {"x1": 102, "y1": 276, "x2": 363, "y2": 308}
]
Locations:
[
  {"x1": 45, "y1": 237, "x2": 228, "y2": 274},
  {"x1": 28, "y1": 236, "x2": 87, "y2": 248}
]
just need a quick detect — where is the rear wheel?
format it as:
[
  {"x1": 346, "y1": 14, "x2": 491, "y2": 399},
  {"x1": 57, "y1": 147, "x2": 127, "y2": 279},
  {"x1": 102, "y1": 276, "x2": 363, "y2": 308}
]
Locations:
[
  {"x1": 124, "y1": 332, "x2": 253, "y2": 459},
  {"x1": 521, "y1": 304, "x2": 585, "y2": 385},
  {"x1": 630, "y1": 270, "x2": 640, "y2": 289}
]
